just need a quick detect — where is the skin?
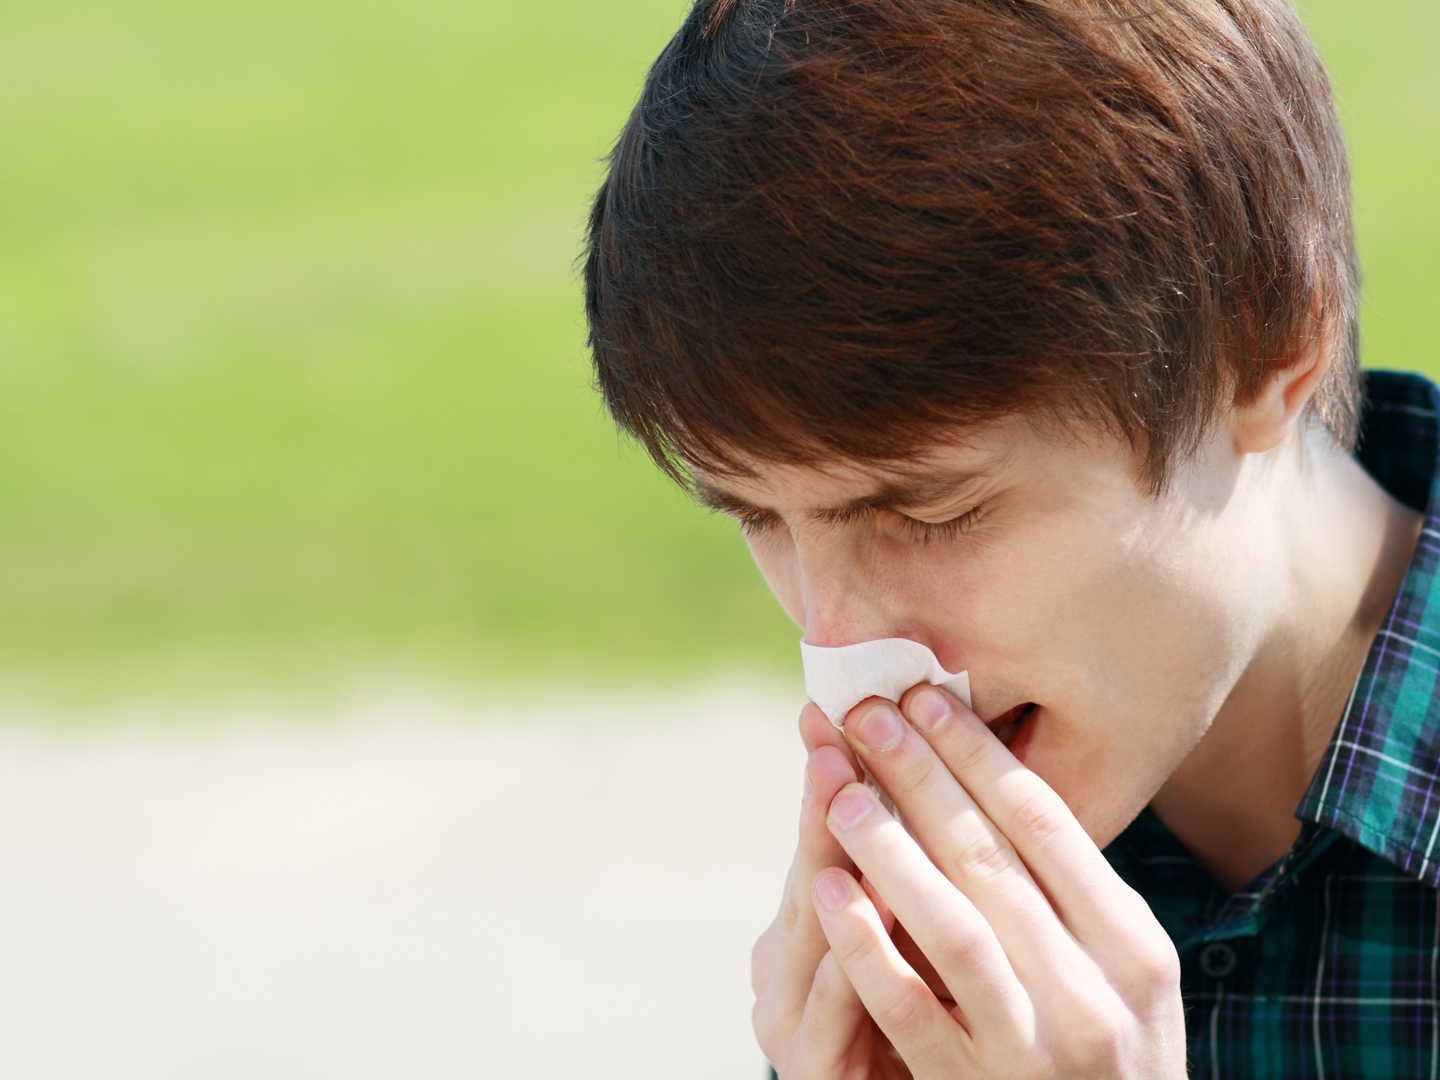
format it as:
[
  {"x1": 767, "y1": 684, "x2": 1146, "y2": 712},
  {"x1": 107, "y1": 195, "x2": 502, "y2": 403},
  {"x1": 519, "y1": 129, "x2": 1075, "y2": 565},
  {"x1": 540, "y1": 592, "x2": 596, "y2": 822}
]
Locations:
[{"x1": 724, "y1": 344, "x2": 1423, "y2": 1078}]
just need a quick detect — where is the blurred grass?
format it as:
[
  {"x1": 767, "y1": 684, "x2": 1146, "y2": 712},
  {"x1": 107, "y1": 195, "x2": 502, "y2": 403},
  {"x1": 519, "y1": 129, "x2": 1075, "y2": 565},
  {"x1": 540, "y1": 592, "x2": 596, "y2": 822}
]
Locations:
[
  {"x1": 1304, "y1": 0, "x2": 1440, "y2": 374},
  {"x1": 0, "y1": 0, "x2": 1435, "y2": 707}
]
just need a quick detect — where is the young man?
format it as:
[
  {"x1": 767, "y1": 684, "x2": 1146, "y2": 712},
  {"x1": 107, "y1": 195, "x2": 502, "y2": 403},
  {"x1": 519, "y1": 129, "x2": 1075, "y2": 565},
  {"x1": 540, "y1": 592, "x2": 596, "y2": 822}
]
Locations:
[{"x1": 584, "y1": 1, "x2": 1438, "y2": 1076}]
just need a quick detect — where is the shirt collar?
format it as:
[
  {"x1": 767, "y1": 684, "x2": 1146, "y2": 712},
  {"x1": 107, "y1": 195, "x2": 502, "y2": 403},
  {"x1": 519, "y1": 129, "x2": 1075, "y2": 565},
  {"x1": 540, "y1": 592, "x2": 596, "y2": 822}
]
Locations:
[{"x1": 1296, "y1": 370, "x2": 1440, "y2": 886}]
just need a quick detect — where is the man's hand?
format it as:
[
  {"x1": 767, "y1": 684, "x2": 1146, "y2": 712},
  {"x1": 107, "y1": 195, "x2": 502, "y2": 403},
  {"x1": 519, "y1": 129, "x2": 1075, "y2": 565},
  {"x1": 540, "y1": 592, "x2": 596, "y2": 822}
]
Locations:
[
  {"x1": 754, "y1": 687, "x2": 1186, "y2": 1079},
  {"x1": 751, "y1": 703, "x2": 913, "y2": 1079},
  {"x1": 819, "y1": 685, "x2": 1185, "y2": 1078}
]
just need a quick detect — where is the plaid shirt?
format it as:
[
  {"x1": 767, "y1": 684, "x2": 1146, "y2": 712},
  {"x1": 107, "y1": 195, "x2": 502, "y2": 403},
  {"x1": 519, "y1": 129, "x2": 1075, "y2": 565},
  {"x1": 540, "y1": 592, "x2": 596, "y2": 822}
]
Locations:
[{"x1": 1106, "y1": 370, "x2": 1440, "y2": 1080}]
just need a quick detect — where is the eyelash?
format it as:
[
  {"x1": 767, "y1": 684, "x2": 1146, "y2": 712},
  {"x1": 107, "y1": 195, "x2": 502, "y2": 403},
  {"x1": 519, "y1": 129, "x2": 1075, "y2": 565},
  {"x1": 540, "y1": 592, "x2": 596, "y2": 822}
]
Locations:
[
  {"x1": 731, "y1": 505, "x2": 986, "y2": 542},
  {"x1": 733, "y1": 511, "x2": 781, "y2": 537},
  {"x1": 899, "y1": 505, "x2": 985, "y2": 542}
]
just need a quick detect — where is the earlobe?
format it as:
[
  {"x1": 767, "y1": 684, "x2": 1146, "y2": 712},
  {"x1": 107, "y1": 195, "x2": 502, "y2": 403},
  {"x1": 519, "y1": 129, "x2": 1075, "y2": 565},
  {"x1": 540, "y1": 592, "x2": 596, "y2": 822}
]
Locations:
[{"x1": 1230, "y1": 331, "x2": 1331, "y2": 456}]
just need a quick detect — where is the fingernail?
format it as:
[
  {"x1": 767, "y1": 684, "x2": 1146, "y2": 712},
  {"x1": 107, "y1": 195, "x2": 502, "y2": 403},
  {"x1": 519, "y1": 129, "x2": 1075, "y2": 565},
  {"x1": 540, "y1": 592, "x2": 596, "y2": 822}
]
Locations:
[
  {"x1": 829, "y1": 788, "x2": 875, "y2": 830},
  {"x1": 802, "y1": 772, "x2": 813, "y2": 804},
  {"x1": 813, "y1": 869, "x2": 853, "y2": 912},
  {"x1": 909, "y1": 688, "x2": 953, "y2": 733},
  {"x1": 855, "y1": 705, "x2": 904, "y2": 752}
]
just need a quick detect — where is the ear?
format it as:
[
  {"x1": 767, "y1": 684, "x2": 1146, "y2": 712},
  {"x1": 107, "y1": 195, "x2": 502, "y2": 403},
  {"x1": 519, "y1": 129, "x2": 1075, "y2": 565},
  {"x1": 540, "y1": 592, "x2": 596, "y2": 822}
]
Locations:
[{"x1": 1229, "y1": 331, "x2": 1331, "y2": 456}]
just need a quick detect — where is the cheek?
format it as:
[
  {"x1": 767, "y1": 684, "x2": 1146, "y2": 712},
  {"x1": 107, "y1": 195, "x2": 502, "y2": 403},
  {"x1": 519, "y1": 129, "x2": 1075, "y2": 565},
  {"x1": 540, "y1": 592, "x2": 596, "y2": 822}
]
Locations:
[
  {"x1": 974, "y1": 499, "x2": 1223, "y2": 719},
  {"x1": 949, "y1": 505, "x2": 1164, "y2": 670},
  {"x1": 743, "y1": 529, "x2": 805, "y2": 627}
]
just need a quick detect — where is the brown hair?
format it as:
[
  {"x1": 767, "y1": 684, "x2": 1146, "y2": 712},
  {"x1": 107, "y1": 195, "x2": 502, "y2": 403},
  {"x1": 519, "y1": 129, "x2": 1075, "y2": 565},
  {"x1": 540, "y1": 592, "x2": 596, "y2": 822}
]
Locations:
[{"x1": 583, "y1": 0, "x2": 1360, "y2": 491}]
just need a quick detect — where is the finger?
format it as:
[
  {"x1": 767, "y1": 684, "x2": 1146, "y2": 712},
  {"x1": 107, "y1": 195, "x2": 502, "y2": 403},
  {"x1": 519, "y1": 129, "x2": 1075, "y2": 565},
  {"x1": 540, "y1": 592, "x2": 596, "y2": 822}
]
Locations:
[
  {"x1": 752, "y1": 859, "x2": 894, "y2": 996},
  {"x1": 824, "y1": 785, "x2": 1033, "y2": 1042},
  {"x1": 801, "y1": 700, "x2": 862, "y2": 776},
  {"x1": 752, "y1": 923, "x2": 776, "y2": 996},
  {"x1": 900, "y1": 685, "x2": 1165, "y2": 961},
  {"x1": 892, "y1": 922, "x2": 953, "y2": 1005},
  {"x1": 861, "y1": 877, "x2": 958, "y2": 1038},
  {"x1": 842, "y1": 697, "x2": 1084, "y2": 985},
  {"x1": 753, "y1": 749, "x2": 850, "y2": 998},
  {"x1": 754, "y1": 744, "x2": 861, "y2": 1049},
  {"x1": 811, "y1": 866, "x2": 969, "y2": 1075},
  {"x1": 784, "y1": 950, "x2": 870, "y2": 1079},
  {"x1": 860, "y1": 874, "x2": 895, "y2": 933}
]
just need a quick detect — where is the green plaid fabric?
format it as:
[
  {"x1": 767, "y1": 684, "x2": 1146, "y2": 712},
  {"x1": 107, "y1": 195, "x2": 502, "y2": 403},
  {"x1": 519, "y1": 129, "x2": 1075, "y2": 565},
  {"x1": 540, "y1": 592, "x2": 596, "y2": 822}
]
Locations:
[{"x1": 1106, "y1": 370, "x2": 1440, "y2": 1080}]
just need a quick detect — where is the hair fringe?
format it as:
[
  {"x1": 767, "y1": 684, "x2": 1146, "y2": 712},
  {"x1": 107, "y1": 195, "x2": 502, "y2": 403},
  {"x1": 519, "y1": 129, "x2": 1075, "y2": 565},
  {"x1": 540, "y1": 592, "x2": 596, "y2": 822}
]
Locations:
[{"x1": 588, "y1": 0, "x2": 1360, "y2": 489}]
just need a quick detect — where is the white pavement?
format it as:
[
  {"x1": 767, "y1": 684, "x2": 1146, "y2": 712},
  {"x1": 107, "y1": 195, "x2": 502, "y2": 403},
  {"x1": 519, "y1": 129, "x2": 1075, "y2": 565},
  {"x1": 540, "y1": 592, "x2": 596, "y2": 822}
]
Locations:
[{"x1": 0, "y1": 681, "x2": 807, "y2": 1080}]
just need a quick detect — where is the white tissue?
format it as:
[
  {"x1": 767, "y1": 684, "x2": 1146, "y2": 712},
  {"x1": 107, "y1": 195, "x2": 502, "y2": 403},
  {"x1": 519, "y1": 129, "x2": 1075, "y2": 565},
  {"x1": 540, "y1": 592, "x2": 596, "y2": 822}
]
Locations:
[{"x1": 800, "y1": 637, "x2": 971, "y2": 727}]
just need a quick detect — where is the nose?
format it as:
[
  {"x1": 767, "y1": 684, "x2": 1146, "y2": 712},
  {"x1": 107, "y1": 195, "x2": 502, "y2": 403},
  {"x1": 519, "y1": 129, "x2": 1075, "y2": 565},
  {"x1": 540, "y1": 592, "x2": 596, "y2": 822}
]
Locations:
[{"x1": 794, "y1": 534, "x2": 892, "y2": 648}]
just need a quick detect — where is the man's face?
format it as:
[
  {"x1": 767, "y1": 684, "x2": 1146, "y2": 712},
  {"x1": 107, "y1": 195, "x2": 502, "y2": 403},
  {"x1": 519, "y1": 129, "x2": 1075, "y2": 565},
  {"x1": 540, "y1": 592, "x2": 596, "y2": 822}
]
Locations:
[{"x1": 699, "y1": 414, "x2": 1268, "y2": 846}]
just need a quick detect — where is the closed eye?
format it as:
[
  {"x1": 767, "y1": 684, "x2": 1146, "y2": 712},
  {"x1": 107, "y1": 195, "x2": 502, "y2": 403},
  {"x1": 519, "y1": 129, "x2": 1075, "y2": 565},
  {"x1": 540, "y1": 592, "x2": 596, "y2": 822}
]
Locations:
[
  {"x1": 897, "y1": 504, "x2": 986, "y2": 542},
  {"x1": 729, "y1": 504, "x2": 986, "y2": 540},
  {"x1": 730, "y1": 507, "x2": 783, "y2": 536}
]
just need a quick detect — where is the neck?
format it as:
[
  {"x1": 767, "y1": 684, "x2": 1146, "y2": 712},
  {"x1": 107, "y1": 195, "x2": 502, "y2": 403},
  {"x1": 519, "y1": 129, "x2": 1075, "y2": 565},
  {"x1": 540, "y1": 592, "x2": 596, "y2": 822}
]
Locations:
[{"x1": 1150, "y1": 429, "x2": 1423, "y2": 892}]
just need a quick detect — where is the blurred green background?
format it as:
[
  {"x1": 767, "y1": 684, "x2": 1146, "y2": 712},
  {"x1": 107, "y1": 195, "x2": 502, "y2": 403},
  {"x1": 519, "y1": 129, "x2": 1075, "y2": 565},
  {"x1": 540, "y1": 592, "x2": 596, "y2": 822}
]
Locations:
[{"x1": 0, "y1": 0, "x2": 1435, "y2": 707}]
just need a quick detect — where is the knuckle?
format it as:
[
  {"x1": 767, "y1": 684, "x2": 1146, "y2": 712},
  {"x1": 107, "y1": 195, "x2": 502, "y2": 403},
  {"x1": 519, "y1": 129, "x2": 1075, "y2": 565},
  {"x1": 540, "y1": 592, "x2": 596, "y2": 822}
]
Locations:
[
  {"x1": 873, "y1": 982, "x2": 927, "y2": 1036},
  {"x1": 944, "y1": 731, "x2": 994, "y2": 777},
  {"x1": 932, "y1": 923, "x2": 990, "y2": 972},
  {"x1": 1107, "y1": 892, "x2": 1183, "y2": 1000},
  {"x1": 1079, "y1": 1028, "x2": 1127, "y2": 1074},
  {"x1": 780, "y1": 892, "x2": 804, "y2": 934},
  {"x1": 1006, "y1": 787, "x2": 1069, "y2": 848},
  {"x1": 1131, "y1": 937, "x2": 1182, "y2": 999},
  {"x1": 888, "y1": 752, "x2": 940, "y2": 798},
  {"x1": 751, "y1": 927, "x2": 776, "y2": 992},
  {"x1": 751, "y1": 999, "x2": 785, "y2": 1062},
  {"x1": 808, "y1": 953, "x2": 848, "y2": 1008},
  {"x1": 1053, "y1": 1002, "x2": 1128, "y2": 1073},
  {"x1": 950, "y1": 826, "x2": 1014, "y2": 884},
  {"x1": 833, "y1": 925, "x2": 875, "y2": 971}
]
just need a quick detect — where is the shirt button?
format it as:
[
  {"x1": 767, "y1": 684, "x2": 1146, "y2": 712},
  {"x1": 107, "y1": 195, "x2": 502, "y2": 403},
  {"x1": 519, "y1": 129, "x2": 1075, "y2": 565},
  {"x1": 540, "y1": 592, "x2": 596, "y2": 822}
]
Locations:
[{"x1": 1199, "y1": 943, "x2": 1238, "y2": 979}]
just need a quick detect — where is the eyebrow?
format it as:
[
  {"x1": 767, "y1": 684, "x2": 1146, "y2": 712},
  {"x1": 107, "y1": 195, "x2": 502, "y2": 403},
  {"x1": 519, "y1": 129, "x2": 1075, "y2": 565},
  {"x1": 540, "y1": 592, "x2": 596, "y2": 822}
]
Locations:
[{"x1": 691, "y1": 470, "x2": 983, "y2": 523}]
